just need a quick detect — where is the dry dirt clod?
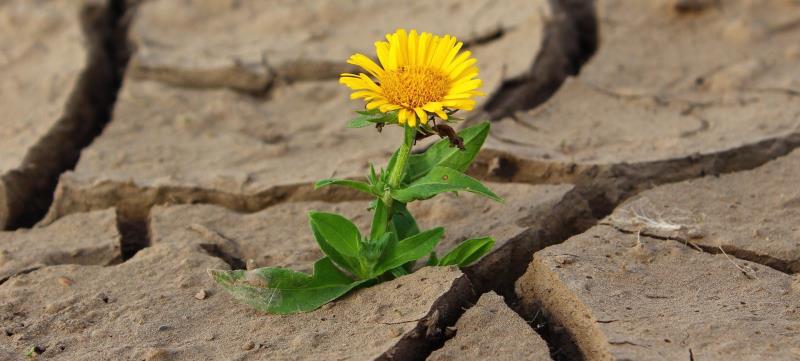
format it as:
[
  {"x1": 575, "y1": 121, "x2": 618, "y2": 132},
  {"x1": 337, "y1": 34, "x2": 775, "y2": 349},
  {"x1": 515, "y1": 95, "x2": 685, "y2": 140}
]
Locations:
[
  {"x1": 516, "y1": 225, "x2": 800, "y2": 360},
  {"x1": 194, "y1": 289, "x2": 207, "y2": 300},
  {"x1": 428, "y1": 292, "x2": 552, "y2": 361},
  {"x1": 0, "y1": 210, "x2": 121, "y2": 282},
  {"x1": 0, "y1": 244, "x2": 475, "y2": 359},
  {"x1": 57, "y1": 277, "x2": 74, "y2": 287},
  {"x1": 477, "y1": 0, "x2": 800, "y2": 205},
  {"x1": 242, "y1": 340, "x2": 255, "y2": 351},
  {"x1": 608, "y1": 149, "x2": 800, "y2": 273}
]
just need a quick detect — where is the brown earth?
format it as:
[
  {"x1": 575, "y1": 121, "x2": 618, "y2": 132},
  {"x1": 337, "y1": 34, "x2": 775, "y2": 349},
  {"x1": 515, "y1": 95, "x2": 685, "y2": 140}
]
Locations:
[
  {"x1": 472, "y1": 0, "x2": 800, "y2": 209},
  {"x1": 0, "y1": 242, "x2": 474, "y2": 360},
  {"x1": 0, "y1": 0, "x2": 126, "y2": 229},
  {"x1": 516, "y1": 224, "x2": 800, "y2": 361},
  {"x1": 2, "y1": 0, "x2": 800, "y2": 360},
  {"x1": 427, "y1": 292, "x2": 552, "y2": 361}
]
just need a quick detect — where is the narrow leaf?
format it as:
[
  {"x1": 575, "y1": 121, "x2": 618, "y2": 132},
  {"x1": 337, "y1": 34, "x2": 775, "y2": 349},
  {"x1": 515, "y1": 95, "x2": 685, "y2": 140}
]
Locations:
[
  {"x1": 405, "y1": 122, "x2": 490, "y2": 182},
  {"x1": 374, "y1": 227, "x2": 444, "y2": 275},
  {"x1": 426, "y1": 252, "x2": 439, "y2": 267},
  {"x1": 438, "y1": 237, "x2": 495, "y2": 267},
  {"x1": 209, "y1": 257, "x2": 367, "y2": 314},
  {"x1": 370, "y1": 198, "x2": 389, "y2": 240},
  {"x1": 392, "y1": 166, "x2": 503, "y2": 203},
  {"x1": 347, "y1": 109, "x2": 398, "y2": 128},
  {"x1": 391, "y1": 202, "x2": 420, "y2": 241},
  {"x1": 315, "y1": 178, "x2": 375, "y2": 196}
]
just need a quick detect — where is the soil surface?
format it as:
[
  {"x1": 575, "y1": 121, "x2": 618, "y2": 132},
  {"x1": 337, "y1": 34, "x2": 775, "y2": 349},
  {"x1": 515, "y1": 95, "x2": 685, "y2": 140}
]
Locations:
[{"x1": 2, "y1": 0, "x2": 800, "y2": 360}]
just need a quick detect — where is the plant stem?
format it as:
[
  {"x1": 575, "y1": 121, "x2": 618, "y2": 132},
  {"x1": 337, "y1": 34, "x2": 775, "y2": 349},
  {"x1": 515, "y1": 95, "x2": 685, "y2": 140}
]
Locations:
[
  {"x1": 382, "y1": 125, "x2": 415, "y2": 207},
  {"x1": 388, "y1": 126, "x2": 415, "y2": 188}
]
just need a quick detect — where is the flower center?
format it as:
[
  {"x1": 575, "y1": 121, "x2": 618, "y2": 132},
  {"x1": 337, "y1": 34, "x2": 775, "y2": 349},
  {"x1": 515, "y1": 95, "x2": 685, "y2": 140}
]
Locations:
[{"x1": 381, "y1": 66, "x2": 451, "y2": 109}]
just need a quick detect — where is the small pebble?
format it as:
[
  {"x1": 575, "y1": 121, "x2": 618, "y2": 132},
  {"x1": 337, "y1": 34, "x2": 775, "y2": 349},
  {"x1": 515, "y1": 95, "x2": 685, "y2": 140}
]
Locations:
[
  {"x1": 57, "y1": 277, "x2": 74, "y2": 286},
  {"x1": 554, "y1": 254, "x2": 577, "y2": 265},
  {"x1": 157, "y1": 325, "x2": 170, "y2": 332},
  {"x1": 388, "y1": 327, "x2": 402, "y2": 338},
  {"x1": 242, "y1": 340, "x2": 255, "y2": 351},
  {"x1": 194, "y1": 289, "x2": 207, "y2": 300}
]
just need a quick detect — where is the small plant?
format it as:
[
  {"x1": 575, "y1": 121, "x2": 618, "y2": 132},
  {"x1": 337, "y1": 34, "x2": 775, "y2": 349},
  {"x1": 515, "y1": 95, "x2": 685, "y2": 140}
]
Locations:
[{"x1": 209, "y1": 29, "x2": 501, "y2": 314}]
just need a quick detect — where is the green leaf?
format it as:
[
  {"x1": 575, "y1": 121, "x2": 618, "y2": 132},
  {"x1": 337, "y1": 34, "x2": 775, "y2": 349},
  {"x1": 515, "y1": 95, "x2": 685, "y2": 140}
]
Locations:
[
  {"x1": 374, "y1": 227, "x2": 444, "y2": 275},
  {"x1": 406, "y1": 122, "x2": 490, "y2": 182},
  {"x1": 391, "y1": 166, "x2": 503, "y2": 203},
  {"x1": 309, "y1": 212, "x2": 363, "y2": 276},
  {"x1": 438, "y1": 237, "x2": 495, "y2": 267},
  {"x1": 390, "y1": 202, "x2": 420, "y2": 240},
  {"x1": 370, "y1": 198, "x2": 389, "y2": 240},
  {"x1": 315, "y1": 178, "x2": 375, "y2": 196},
  {"x1": 209, "y1": 257, "x2": 367, "y2": 314},
  {"x1": 347, "y1": 109, "x2": 398, "y2": 128},
  {"x1": 426, "y1": 251, "x2": 439, "y2": 266}
]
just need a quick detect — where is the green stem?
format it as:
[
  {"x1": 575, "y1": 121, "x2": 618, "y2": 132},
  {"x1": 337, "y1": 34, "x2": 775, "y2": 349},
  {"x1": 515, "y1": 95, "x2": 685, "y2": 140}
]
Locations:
[
  {"x1": 382, "y1": 125, "x2": 415, "y2": 207},
  {"x1": 379, "y1": 125, "x2": 416, "y2": 278}
]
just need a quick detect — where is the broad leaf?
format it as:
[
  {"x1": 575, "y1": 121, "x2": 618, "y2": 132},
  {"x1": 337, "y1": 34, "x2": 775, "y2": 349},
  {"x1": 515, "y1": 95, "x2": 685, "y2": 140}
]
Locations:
[
  {"x1": 374, "y1": 227, "x2": 444, "y2": 275},
  {"x1": 438, "y1": 237, "x2": 495, "y2": 267},
  {"x1": 315, "y1": 178, "x2": 375, "y2": 196},
  {"x1": 309, "y1": 212, "x2": 363, "y2": 276},
  {"x1": 405, "y1": 122, "x2": 489, "y2": 182},
  {"x1": 209, "y1": 257, "x2": 367, "y2": 314},
  {"x1": 391, "y1": 166, "x2": 502, "y2": 203}
]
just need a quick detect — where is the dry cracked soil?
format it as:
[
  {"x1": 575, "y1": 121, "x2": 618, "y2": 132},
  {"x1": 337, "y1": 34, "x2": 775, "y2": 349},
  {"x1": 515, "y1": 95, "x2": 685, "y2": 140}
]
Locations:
[{"x1": 1, "y1": 0, "x2": 799, "y2": 360}]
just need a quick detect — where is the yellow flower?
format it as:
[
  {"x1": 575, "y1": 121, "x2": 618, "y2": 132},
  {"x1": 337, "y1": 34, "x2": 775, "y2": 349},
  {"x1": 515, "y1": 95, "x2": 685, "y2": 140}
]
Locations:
[{"x1": 340, "y1": 29, "x2": 483, "y2": 127}]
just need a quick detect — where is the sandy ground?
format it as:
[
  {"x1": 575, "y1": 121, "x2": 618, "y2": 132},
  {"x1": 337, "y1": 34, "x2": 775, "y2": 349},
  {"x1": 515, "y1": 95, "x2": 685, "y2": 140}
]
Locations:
[{"x1": 1, "y1": 0, "x2": 800, "y2": 360}]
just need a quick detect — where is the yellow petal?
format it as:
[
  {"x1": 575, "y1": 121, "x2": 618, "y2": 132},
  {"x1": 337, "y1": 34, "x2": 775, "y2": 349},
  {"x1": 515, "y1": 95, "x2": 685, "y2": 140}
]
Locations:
[
  {"x1": 414, "y1": 107, "x2": 427, "y2": 124},
  {"x1": 405, "y1": 109, "x2": 417, "y2": 127},
  {"x1": 350, "y1": 90, "x2": 380, "y2": 99},
  {"x1": 429, "y1": 37, "x2": 444, "y2": 66},
  {"x1": 379, "y1": 104, "x2": 402, "y2": 113},
  {"x1": 441, "y1": 41, "x2": 464, "y2": 69},
  {"x1": 444, "y1": 51, "x2": 472, "y2": 74},
  {"x1": 347, "y1": 54, "x2": 384, "y2": 77},
  {"x1": 375, "y1": 41, "x2": 391, "y2": 69},
  {"x1": 408, "y1": 30, "x2": 418, "y2": 66},
  {"x1": 397, "y1": 107, "x2": 407, "y2": 124},
  {"x1": 430, "y1": 35, "x2": 453, "y2": 68},
  {"x1": 387, "y1": 33, "x2": 399, "y2": 70},
  {"x1": 367, "y1": 99, "x2": 388, "y2": 110},
  {"x1": 396, "y1": 29, "x2": 409, "y2": 66},
  {"x1": 449, "y1": 58, "x2": 478, "y2": 80},
  {"x1": 358, "y1": 73, "x2": 382, "y2": 92},
  {"x1": 417, "y1": 32, "x2": 431, "y2": 65},
  {"x1": 450, "y1": 79, "x2": 482, "y2": 94}
]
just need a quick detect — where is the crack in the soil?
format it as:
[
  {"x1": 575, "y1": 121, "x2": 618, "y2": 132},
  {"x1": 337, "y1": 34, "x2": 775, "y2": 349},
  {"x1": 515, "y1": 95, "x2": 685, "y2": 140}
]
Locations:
[
  {"x1": 379, "y1": 273, "x2": 477, "y2": 361},
  {"x1": 483, "y1": 0, "x2": 598, "y2": 120},
  {"x1": 603, "y1": 223, "x2": 794, "y2": 275},
  {"x1": 1, "y1": 0, "x2": 132, "y2": 230}
]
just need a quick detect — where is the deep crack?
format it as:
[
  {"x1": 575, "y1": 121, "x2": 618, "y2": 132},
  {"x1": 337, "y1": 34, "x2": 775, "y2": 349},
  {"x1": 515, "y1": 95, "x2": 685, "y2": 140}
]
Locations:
[{"x1": 1, "y1": 0, "x2": 132, "y2": 230}]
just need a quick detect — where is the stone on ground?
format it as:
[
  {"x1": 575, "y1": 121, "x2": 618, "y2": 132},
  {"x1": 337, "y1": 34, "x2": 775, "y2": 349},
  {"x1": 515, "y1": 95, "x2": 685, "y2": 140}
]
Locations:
[
  {"x1": 0, "y1": 209, "x2": 120, "y2": 282},
  {"x1": 516, "y1": 225, "x2": 800, "y2": 361},
  {"x1": 0, "y1": 242, "x2": 474, "y2": 360},
  {"x1": 428, "y1": 291, "x2": 552, "y2": 361}
]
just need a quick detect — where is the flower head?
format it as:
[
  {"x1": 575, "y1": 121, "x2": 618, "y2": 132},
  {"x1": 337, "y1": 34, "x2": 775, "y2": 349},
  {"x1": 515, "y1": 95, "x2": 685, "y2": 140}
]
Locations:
[{"x1": 340, "y1": 29, "x2": 483, "y2": 127}]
